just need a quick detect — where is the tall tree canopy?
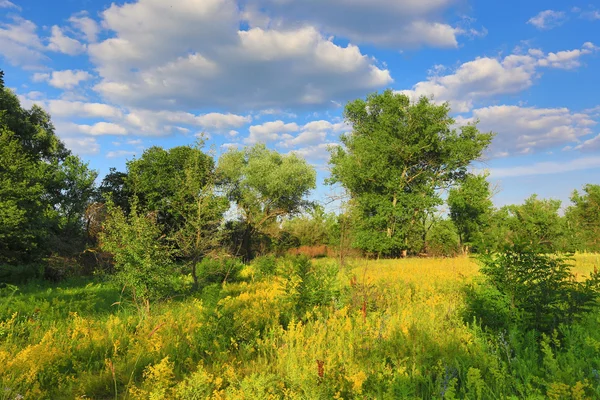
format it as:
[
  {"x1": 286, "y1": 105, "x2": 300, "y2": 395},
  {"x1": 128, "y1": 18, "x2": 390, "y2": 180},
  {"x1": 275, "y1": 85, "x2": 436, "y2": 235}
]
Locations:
[
  {"x1": 126, "y1": 145, "x2": 214, "y2": 233},
  {"x1": 329, "y1": 90, "x2": 493, "y2": 256},
  {"x1": 448, "y1": 173, "x2": 494, "y2": 253},
  {"x1": 217, "y1": 144, "x2": 316, "y2": 259},
  {"x1": 567, "y1": 184, "x2": 600, "y2": 252},
  {"x1": 0, "y1": 70, "x2": 97, "y2": 264}
]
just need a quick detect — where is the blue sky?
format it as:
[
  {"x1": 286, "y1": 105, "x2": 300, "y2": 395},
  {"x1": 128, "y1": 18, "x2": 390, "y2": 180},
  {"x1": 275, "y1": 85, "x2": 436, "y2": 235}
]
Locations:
[{"x1": 1, "y1": 0, "x2": 599, "y2": 210}]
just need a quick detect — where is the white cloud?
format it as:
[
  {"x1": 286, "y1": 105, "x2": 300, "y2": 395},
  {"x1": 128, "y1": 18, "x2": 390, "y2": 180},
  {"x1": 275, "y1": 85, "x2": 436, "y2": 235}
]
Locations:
[
  {"x1": 47, "y1": 25, "x2": 86, "y2": 55},
  {"x1": 0, "y1": 17, "x2": 46, "y2": 68},
  {"x1": 574, "y1": 134, "x2": 600, "y2": 152},
  {"x1": 106, "y1": 150, "x2": 137, "y2": 158},
  {"x1": 456, "y1": 105, "x2": 597, "y2": 156},
  {"x1": 490, "y1": 156, "x2": 600, "y2": 178},
  {"x1": 46, "y1": 100, "x2": 122, "y2": 119},
  {"x1": 244, "y1": 0, "x2": 471, "y2": 49},
  {"x1": 61, "y1": 137, "x2": 100, "y2": 155},
  {"x1": 278, "y1": 120, "x2": 350, "y2": 148},
  {"x1": 245, "y1": 120, "x2": 299, "y2": 144},
  {"x1": 88, "y1": 0, "x2": 391, "y2": 111},
  {"x1": 400, "y1": 43, "x2": 598, "y2": 112},
  {"x1": 0, "y1": 1, "x2": 19, "y2": 9},
  {"x1": 123, "y1": 109, "x2": 251, "y2": 136},
  {"x1": 527, "y1": 10, "x2": 567, "y2": 30},
  {"x1": 35, "y1": 70, "x2": 93, "y2": 89},
  {"x1": 289, "y1": 142, "x2": 339, "y2": 165},
  {"x1": 57, "y1": 121, "x2": 128, "y2": 136},
  {"x1": 69, "y1": 13, "x2": 100, "y2": 42},
  {"x1": 576, "y1": 8, "x2": 600, "y2": 20}
]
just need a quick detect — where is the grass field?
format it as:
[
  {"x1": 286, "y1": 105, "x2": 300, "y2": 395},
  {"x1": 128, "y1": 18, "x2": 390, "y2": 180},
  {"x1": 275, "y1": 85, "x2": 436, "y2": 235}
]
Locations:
[{"x1": 1, "y1": 255, "x2": 599, "y2": 399}]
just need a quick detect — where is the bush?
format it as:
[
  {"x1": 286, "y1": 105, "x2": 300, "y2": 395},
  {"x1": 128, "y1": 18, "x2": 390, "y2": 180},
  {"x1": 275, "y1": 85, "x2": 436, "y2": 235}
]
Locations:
[
  {"x1": 196, "y1": 257, "x2": 243, "y2": 287},
  {"x1": 100, "y1": 199, "x2": 180, "y2": 306},
  {"x1": 278, "y1": 256, "x2": 341, "y2": 319},
  {"x1": 251, "y1": 255, "x2": 277, "y2": 278},
  {"x1": 476, "y1": 247, "x2": 600, "y2": 333},
  {"x1": 426, "y1": 220, "x2": 461, "y2": 257},
  {"x1": 0, "y1": 263, "x2": 43, "y2": 284}
]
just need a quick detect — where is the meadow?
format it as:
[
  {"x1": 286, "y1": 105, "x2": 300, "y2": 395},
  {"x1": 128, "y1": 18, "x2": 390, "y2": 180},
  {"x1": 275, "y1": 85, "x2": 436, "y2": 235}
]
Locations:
[{"x1": 1, "y1": 254, "x2": 600, "y2": 400}]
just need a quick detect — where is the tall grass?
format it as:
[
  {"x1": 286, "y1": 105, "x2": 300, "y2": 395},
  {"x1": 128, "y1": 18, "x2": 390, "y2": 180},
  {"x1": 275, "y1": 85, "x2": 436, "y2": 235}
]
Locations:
[{"x1": 1, "y1": 255, "x2": 599, "y2": 399}]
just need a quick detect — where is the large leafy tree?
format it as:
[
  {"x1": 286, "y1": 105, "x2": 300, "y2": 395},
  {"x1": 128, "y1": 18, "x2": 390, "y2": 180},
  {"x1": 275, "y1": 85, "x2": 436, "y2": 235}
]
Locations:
[
  {"x1": 505, "y1": 195, "x2": 566, "y2": 253},
  {"x1": 329, "y1": 90, "x2": 493, "y2": 256},
  {"x1": 567, "y1": 184, "x2": 600, "y2": 252},
  {"x1": 1, "y1": 70, "x2": 97, "y2": 264},
  {"x1": 217, "y1": 144, "x2": 316, "y2": 260},
  {"x1": 448, "y1": 173, "x2": 494, "y2": 253},
  {"x1": 126, "y1": 145, "x2": 214, "y2": 233}
]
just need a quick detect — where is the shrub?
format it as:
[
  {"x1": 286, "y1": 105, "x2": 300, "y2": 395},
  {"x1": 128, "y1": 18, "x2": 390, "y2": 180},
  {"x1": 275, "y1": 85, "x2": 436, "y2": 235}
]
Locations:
[
  {"x1": 99, "y1": 199, "x2": 179, "y2": 307},
  {"x1": 278, "y1": 256, "x2": 341, "y2": 319},
  {"x1": 0, "y1": 263, "x2": 42, "y2": 284},
  {"x1": 196, "y1": 257, "x2": 243, "y2": 287},
  {"x1": 251, "y1": 255, "x2": 277, "y2": 278},
  {"x1": 477, "y1": 247, "x2": 600, "y2": 333},
  {"x1": 426, "y1": 220, "x2": 461, "y2": 257}
]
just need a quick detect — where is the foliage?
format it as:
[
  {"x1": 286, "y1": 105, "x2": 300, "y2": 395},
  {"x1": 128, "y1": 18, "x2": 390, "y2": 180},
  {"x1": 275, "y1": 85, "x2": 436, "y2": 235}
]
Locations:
[
  {"x1": 195, "y1": 257, "x2": 243, "y2": 287},
  {"x1": 426, "y1": 219, "x2": 461, "y2": 257},
  {"x1": 477, "y1": 248, "x2": 600, "y2": 333},
  {"x1": 126, "y1": 145, "x2": 214, "y2": 234},
  {"x1": 98, "y1": 167, "x2": 131, "y2": 212},
  {"x1": 217, "y1": 144, "x2": 316, "y2": 260},
  {"x1": 99, "y1": 199, "x2": 180, "y2": 306},
  {"x1": 2, "y1": 256, "x2": 600, "y2": 399},
  {"x1": 448, "y1": 173, "x2": 493, "y2": 253},
  {"x1": 567, "y1": 184, "x2": 600, "y2": 252},
  {"x1": 505, "y1": 195, "x2": 566, "y2": 253},
  {"x1": 1, "y1": 72, "x2": 97, "y2": 266},
  {"x1": 329, "y1": 90, "x2": 493, "y2": 256}
]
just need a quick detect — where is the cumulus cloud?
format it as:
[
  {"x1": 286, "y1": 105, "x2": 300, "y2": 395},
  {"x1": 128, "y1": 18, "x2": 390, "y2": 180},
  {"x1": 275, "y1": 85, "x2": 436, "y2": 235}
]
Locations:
[
  {"x1": 47, "y1": 25, "x2": 86, "y2": 55},
  {"x1": 400, "y1": 43, "x2": 598, "y2": 112},
  {"x1": 88, "y1": 0, "x2": 391, "y2": 111},
  {"x1": 61, "y1": 137, "x2": 100, "y2": 155},
  {"x1": 106, "y1": 150, "x2": 137, "y2": 158},
  {"x1": 574, "y1": 134, "x2": 600, "y2": 152},
  {"x1": 243, "y1": 0, "x2": 473, "y2": 49},
  {"x1": 527, "y1": 10, "x2": 567, "y2": 30},
  {"x1": 56, "y1": 121, "x2": 128, "y2": 136},
  {"x1": 278, "y1": 120, "x2": 349, "y2": 148},
  {"x1": 0, "y1": 1, "x2": 19, "y2": 9},
  {"x1": 0, "y1": 16, "x2": 46, "y2": 68},
  {"x1": 69, "y1": 12, "x2": 100, "y2": 42},
  {"x1": 245, "y1": 120, "x2": 299, "y2": 144},
  {"x1": 456, "y1": 105, "x2": 597, "y2": 156},
  {"x1": 33, "y1": 69, "x2": 93, "y2": 89},
  {"x1": 490, "y1": 156, "x2": 600, "y2": 178}
]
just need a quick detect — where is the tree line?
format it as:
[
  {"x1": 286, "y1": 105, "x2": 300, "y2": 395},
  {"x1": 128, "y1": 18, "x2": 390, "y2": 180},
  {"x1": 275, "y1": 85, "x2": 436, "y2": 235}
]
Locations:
[{"x1": 2, "y1": 70, "x2": 599, "y2": 285}]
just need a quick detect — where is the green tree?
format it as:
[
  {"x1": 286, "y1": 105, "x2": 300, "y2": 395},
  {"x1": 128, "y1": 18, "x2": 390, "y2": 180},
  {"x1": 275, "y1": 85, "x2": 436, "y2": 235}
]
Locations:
[
  {"x1": 126, "y1": 145, "x2": 214, "y2": 233},
  {"x1": 1, "y1": 70, "x2": 97, "y2": 265},
  {"x1": 448, "y1": 173, "x2": 493, "y2": 253},
  {"x1": 100, "y1": 199, "x2": 179, "y2": 310},
  {"x1": 170, "y1": 142, "x2": 229, "y2": 289},
  {"x1": 98, "y1": 167, "x2": 131, "y2": 212},
  {"x1": 567, "y1": 184, "x2": 600, "y2": 252},
  {"x1": 217, "y1": 144, "x2": 316, "y2": 260},
  {"x1": 506, "y1": 195, "x2": 565, "y2": 253},
  {"x1": 329, "y1": 90, "x2": 493, "y2": 256}
]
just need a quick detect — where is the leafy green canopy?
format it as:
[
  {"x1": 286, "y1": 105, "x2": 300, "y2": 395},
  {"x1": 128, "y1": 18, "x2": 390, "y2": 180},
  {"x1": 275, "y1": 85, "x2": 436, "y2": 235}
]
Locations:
[
  {"x1": 567, "y1": 184, "x2": 600, "y2": 252},
  {"x1": 218, "y1": 144, "x2": 316, "y2": 259},
  {"x1": 329, "y1": 90, "x2": 493, "y2": 256},
  {"x1": 448, "y1": 173, "x2": 493, "y2": 253},
  {"x1": 0, "y1": 70, "x2": 97, "y2": 264}
]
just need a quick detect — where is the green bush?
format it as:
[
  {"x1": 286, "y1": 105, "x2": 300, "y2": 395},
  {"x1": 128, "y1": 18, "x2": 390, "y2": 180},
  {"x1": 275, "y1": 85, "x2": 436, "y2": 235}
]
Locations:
[
  {"x1": 0, "y1": 263, "x2": 43, "y2": 284},
  {"x1": 251, "y1": 255, "x2": 277, "y2": 278},
  {"x1": 426, "y1": 220, "x2": 461, "y2": 257},
  {"x1": 477, "y1": 247, "x2": 600, "y2": 333},
  {"x1": 100, "y1": 199, "x2": 180, "y2": 306},
  {"x1": 278, "y1": 256, "x2": 341, "y2": 319},
  {"x1": 196, "y1": 257, "x2": 243, "y2": 286}
]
